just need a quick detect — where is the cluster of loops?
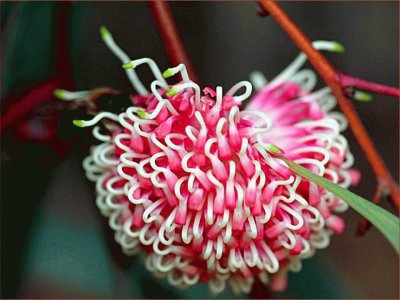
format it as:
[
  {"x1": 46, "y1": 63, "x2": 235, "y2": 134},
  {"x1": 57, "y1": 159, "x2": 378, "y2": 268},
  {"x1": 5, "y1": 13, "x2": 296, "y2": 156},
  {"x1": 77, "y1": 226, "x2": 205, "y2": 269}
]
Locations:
[{"x1": 80, "y1": 29, "x2": 358, "y2": 295}]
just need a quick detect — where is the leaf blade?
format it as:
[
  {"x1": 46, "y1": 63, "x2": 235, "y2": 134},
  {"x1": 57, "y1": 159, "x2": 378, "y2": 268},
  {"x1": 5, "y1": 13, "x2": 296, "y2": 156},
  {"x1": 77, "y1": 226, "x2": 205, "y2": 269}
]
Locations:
[{"x1": 282, "y1": 157, "x2": 399, "y2": 253}]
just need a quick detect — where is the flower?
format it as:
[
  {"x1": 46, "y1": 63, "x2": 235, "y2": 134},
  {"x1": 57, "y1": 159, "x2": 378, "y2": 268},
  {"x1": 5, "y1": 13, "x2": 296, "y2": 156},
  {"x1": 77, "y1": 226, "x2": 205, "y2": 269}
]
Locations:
[{"x1": 75, "y1": 28, "x2": 359, "y2": 294}]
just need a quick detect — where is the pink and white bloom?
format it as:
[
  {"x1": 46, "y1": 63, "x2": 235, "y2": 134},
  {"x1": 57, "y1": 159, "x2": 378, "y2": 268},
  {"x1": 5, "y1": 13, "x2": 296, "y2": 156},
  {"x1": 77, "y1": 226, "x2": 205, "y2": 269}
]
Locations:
[{"x1": 75, "y1": 29, "x2": 359, "y2": 294}]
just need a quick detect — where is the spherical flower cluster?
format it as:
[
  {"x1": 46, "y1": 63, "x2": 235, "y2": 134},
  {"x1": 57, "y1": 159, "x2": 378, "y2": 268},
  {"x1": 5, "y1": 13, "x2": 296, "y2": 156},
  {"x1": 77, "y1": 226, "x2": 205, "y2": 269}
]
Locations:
[{"x1": 74, "y1": 30, "x2": 359, "y2": 294}]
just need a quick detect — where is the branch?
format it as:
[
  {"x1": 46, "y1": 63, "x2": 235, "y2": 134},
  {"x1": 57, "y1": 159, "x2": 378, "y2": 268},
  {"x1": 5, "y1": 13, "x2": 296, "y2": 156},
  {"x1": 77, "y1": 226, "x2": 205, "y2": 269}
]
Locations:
[
  {"x1": 259, "y1": 0, "x2": 400, "y2": 208},
  {"x1": 356, "y1": 181, "x2": 390, "y2": 237},
  {"x1": 338, "y1": 72, "x2": 400, "y2": 98},
  {"x1": 1, "y1": 2, "x2": 73, "y2": 134},
  {"x1": 148, "y1": 0, "x2": 198, "y2": 82}
]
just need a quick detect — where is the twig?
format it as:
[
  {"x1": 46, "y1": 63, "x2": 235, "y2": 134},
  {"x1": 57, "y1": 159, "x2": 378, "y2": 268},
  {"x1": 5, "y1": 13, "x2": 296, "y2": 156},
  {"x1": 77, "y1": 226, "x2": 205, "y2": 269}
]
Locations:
[
  {"x1": 148, "y1": 0, "x2": 198, "y2": 82},
  {"x1": 356, "y1": 180, "x2": 391, "y2": 237},
  {"x1": 0, "y1": 2, "x2": 73, "y2": 134},
  {"x1": 259, "y1": 0, "x2": 400, "y2": 208},
  {"x1": 338, "y1": 72, "x2": 400, "y2": 98}
]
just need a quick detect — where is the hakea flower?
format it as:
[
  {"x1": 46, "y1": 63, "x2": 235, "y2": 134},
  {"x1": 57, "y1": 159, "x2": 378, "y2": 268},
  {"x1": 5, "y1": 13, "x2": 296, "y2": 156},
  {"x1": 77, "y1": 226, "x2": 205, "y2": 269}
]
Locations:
[{"x1": 72, "y1": 28, "x2": 360, "y2": 294}]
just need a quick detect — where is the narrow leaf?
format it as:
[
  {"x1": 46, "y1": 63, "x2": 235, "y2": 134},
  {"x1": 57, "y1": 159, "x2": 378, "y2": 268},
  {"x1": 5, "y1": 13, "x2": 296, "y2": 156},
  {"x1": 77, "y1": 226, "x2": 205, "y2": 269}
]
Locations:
[{"x1": 281, "y1": 157, "x2": 399, "y2": 253}]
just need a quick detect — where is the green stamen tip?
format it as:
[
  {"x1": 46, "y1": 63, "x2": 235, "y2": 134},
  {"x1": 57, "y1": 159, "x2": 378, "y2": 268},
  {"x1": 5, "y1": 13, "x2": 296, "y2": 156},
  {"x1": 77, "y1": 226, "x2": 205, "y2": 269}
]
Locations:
[
  {"x1": 122, "y1": 62, "x2": 135, "y2": 69},
  {"x1": 354, "y1": 91, "x2": 372, "y2": 102},
  {"x1": 100, "y1": 26, "x2": 111, "y2": 39},
  {"x1": 162, "y1": 68, "x2": 174, "y2": 78},
  {"x1": 166, "y1": 87, "x2": 178, "y2": 97},
  {"x1": 137, "y1": 110, "x2": 148, "y2": 118},
  {"x1": 73, "y1": 120, "x2": 85, "y2": 127},
  {"x1": 54, "y1": 89, "x2": 66, "y2": 99},
  {"x1": 332, "y1": 42, "x2": 345, "y2": 53},
  {"x1": 266, "y1": 143, "x2": 281, "y2": 154}
]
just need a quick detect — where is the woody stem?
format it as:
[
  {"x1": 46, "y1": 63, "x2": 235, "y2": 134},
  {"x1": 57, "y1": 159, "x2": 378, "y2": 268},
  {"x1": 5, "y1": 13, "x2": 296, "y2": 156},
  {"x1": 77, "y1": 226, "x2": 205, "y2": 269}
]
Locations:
[
  {"x1": 148, "y1": 0, "x2": 199, "y2": 82},
  {"x1": 338, "y1": 72, "x2": 400, "y2": 98},
  {"x1": 259, "y1": 0, "x2": 400, "y2": 208}
]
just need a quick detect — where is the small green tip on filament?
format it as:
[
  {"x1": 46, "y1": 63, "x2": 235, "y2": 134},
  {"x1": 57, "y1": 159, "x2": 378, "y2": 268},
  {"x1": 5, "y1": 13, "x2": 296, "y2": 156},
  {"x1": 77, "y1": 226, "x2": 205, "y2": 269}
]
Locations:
[
  {"x1": 122, "y1": 62, "x2": 135, "y2": 69},
  {"x1": 73, "y1": 120, "x2": 85, "y2": 127},
  {"x1": 162, "y1": 68, "x2": 174, "y2": 78},
  {"x1": 332, "y1": 42, "x2": 345, "y2": 53},
  {"x1": 166, "y1": 87, "x2": 178, "y2": 97},
  {"x1": 100, "y1": 26, "x2": 111, "y2": 39},
  {"x1": 54, "y1": 89, "x2": 66, "y2": 99},
  {"x1": 354, "y1": 91, "x2": 373, "y2": 102},
  {"x1": 137, "y1": 110, "x2": 148, "y2": 118},
  {"x1": 265, "y1": 143, "x2": 283, "y2": 154}
]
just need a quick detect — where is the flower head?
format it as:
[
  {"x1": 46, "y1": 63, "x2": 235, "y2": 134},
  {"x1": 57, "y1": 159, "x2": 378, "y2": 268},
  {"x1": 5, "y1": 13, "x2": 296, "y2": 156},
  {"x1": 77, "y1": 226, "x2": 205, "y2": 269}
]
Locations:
[{"x1": 76, "y1": 28, "x2": 359, "y2": 294}]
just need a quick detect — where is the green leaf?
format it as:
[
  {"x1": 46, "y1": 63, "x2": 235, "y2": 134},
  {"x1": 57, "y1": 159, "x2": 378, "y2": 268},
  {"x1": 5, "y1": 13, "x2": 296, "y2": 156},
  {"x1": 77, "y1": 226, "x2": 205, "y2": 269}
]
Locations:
[{"x1": 281, "y1": 157, "x2": 399, "y2": 253}]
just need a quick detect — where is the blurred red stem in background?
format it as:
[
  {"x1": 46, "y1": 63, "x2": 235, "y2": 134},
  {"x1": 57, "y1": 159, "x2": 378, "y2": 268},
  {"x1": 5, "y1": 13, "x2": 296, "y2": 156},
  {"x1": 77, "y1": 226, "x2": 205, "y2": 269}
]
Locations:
[
  {"x1": 259, "y1": 0, "x2": 400, "y2": 209},
  {"x1": 338, "y1": 72, "x2": 400, "y2": 98},
  {"x1": 148, "y1": 0, "x2": 198, "y2": 82},
  {"x1": 0, "y1": 2, "x2": 73, "y2": 135},
  {"x1": 356, "y1": 181, "x2": 390, "y2": 237}
]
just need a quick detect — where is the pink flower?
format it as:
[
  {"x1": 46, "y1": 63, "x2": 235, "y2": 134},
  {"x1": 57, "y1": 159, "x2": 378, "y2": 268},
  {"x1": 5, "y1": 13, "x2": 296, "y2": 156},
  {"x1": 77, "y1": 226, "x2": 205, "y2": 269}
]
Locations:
[{"x1": 76, "y1": 30, "x2": 359, "y2": 294}]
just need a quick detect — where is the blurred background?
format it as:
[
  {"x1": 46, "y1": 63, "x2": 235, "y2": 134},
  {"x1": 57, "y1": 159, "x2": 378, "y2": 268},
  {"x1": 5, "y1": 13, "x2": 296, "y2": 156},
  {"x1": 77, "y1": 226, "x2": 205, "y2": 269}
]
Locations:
[{"x1": 1, "y1": 1, "x2": 398, "y2": 298}]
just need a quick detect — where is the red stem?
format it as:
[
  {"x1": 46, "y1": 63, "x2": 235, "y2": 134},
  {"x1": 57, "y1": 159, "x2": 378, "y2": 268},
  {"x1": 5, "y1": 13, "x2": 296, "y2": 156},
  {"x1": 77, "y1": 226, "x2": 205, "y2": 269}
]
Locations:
[
  {"x1": 0, "y1": 79, "x2": 61, "y2": 133},
  {"x1": 259, "y1": 0, "x2": 400, "y2": 208},
  {"x1": 338, "y1": 72, "x2": 400, "y2": 98},
  {"x1": 148, "y1": 0, "x2": 198, "y2": 82},
  {"x1": 1, "y1": 2, "x2": 73, "y2": 134}
]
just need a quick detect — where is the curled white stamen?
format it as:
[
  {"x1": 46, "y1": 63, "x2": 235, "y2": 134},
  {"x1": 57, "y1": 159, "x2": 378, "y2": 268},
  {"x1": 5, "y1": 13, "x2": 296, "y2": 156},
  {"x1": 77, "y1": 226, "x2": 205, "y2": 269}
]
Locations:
[
  {"x1": 194, "y1": 111, "x2": 207, "y2": 131},
  {"x1": 154, "y1": 254, "x2": 175, "y2": 272},
  {"x1": 216, "y1": 86, "x2": 223, "y2": 108},
  {"x1": 151, "y1": 172, "x2": 168, "y2": 188},
  {"x1": 279, "y1": 203, "x2": 304, "y2": 230},
  {"x1": 239, "y1": 137, "x2": 249, "y2": 155},
  {"x1": 139, "y1": 223, "x2": 155, "y2": 245},
  {"x1": 280, "y1": 231, "x2": 297, "y2": 250},
  {"x1": 133, "y1": 120, "x2": 157, "y2": 138},
  {"x1": 174, "y1": 176, "x2": 189, "y2": 203},
  {"x1": 290, "y1": 69, "x2": 317, "y2": 92},
  {"x1": 100, "y1": 27, "x2": 147, "y2": 94},
  {"x1": 163, "y1": 64, "x2": 190, "y2": 82},
  {"x1": 150, "y1": 134, "x2": 169, "y2": 153},
  {"x1": 150, "y1": 80, "x2": 169, "y2": 102},
  {"x1": 92, "y1": 126, "x2": 111, "y2": 142},
  {"x1": 259, "y1": 241, "x2": 279, "y2": 273},
  {"x1": 182, "y1": 213, "x2": 193, "y2": 244},
  {"x1": 249, "y1": 71, "x2": 268, "y2": 90},
  {"x1": 153, "y1": 238, "x2": 172, "y2": 256},
  {"x1": 203, "y1": 240, "x2": 214, "y2": 260},
  {"x1": 143, "y1": 198, "x2": 166, "y2": 223},
  {"x1": 247, "y1": 215, "x2": 258, "y2": 239},
  {"x1": 172, "y1": 82, "x2": 201, "y2": 108},
  {"x1": 55, "y1": 89, "x2": 90, "y2": 101},
  {"x1": 127, "y1": 183, "x2": 145, "y2": 205},
  {"x1": 114, "y1": 133, "x2": 133, "y2": 153},
  {"x1": 193, "y1": 211, "x2": 203, "y2": 239},
  {"x1": 75, "y1": 112, "x2": 119, "y2": 127},
  {"x1": 215, "y1": 237, "x2": 224, "y2": 260},
  {"x1": 165, "y1": 133, "x2": 187, "y2": 151},
  {"x1": 294, "y1": 158, "x2": 325, "y2": 176},
  {"x1": 128, "y1": 58, "x2": 167, "y2": 84},
  {"x1": 328, "y1": 112, "x2": 348, "y2": 132},
  {"x1": 185, "y1": 126, "x2": 198, "y2": 143},
  {"x1": 223, "y1": 220, "x2": 233, "y2": 244},
  {"x1": 228, "y1": 106, "x2": 240, "y2": 125},
  {"x1": 105, "y1": 176, "x2": 125, "y2": 195},
  {"x1": 342, "y1": 151, "x2": 354, "y2": 169},
  {"x1": 240, "y1": 110, "x2": 272, "y2": 133},
  {"x1": 291, "y1": 146, "x2": 330, "y2": 166},
  {"x1": 226, "y1": 81, "x2": 253, "y2": 102},
  {"x1": 206, "y1": 193, "x2": 215, "y2": 225},
  {"x1": 271, "y1": 40, "x2": 344, "y2": 87}
]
